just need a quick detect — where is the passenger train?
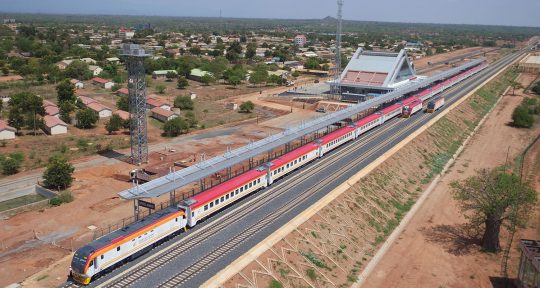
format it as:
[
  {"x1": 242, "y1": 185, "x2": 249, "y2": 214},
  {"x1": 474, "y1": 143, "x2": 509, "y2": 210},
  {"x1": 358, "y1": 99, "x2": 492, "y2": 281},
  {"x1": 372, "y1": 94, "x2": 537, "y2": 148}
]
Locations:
[{"x1": 70, "y1": 63, "x2": 486, "y2": 285}]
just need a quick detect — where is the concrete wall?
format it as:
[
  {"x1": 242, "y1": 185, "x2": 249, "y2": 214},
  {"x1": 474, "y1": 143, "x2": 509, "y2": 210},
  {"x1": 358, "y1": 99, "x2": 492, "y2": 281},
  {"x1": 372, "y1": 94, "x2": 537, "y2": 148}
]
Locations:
[
  {"x1": 49, "y1": 125, "x2": 67, "y2": 135},
  {"x1": 0, "y1": 130, "x2": 15, "y2": 140}
]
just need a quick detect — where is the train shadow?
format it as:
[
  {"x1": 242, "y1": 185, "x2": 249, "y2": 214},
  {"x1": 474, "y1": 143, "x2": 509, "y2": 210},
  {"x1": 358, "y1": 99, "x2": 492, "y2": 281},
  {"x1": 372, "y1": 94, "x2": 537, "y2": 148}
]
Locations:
[{"x1": 421, "y1": 223, "x2": 482, "y2": 256}]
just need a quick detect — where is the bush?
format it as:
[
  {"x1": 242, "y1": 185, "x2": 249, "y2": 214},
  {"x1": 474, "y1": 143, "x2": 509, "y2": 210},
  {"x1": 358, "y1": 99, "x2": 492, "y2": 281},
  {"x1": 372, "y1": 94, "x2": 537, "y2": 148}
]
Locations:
[
  {"x1": 176, "y1": 76, "x2": 189, "y2": 89},
  {"x1": 75, "y1": 109, "x2": 98, "y2": 129},
  {"x1": 105, "y1": 114, "x2": 123, "y2": 134},
  {"x1": 533, "y1": 82, "x2": 540, "y2": 95},
  {"x1": 1, "y1": 157, "x2": 21, "y2": 175},
  {"x1": 49, "y1": 191, "x2": 74, "y2": 206},
  {"x1": 174, "y1": 95, "x2": 194, "y2": 110},
  {"x1": 512, "y1": 104, "x2": 534, "y2": 128},
  {"x1": 239, "y1": 101, "x2": 255, "y2": 113},
  {"x1": 163, "y1": 117, "x2": 188, "y2": 137},
  {"x1": 155, "y1": 84, "x2": 166, "y2": 94}
]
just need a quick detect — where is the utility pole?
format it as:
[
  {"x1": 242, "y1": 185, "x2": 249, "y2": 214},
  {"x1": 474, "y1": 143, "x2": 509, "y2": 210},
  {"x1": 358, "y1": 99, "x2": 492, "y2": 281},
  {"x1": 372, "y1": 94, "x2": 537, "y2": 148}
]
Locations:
[{"x1": 331, "y1": 0, "x2": 344, "y2": 98}]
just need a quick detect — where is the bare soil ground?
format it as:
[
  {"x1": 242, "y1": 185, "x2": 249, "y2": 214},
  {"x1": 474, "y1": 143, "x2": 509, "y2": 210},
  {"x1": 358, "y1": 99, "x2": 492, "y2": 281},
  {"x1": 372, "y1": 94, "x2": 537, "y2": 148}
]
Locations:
[
  {"x1": 0, "y1": 75, "x2": 24, "y2": 82},
  {"x1": 362, "y1": 75, "x2": 540, "y2": 288},
  {"x1": 415, "y1": 47, "x2": 500, "y2": 76}
]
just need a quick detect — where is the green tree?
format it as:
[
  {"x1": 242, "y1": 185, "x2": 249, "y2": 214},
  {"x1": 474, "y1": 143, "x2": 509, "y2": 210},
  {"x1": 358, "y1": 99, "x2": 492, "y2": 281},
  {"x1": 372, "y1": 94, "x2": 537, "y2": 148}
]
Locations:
[
  {"x1": 512, "y1": 106, "x2": 534, "y2": 128},
  {"x1": 8, "y1": 92, "x2": 44, "y2": 132},
  {"x1": 155, "y1": 84, "x2": 167, "y2": 94},
  {"x1": 177, "y1": 76, "x2": 189, "y2": 89},
  {"x1": 64, "y1": 60, "x2": 92, "y2": 80},
  {"x1": 226, "y1": 41, "x2": 242, "y2": 62},
  {"x1": 105, "y1": 114, "x2": 123, "y2": 134},
  {"x1": 304, "y1": 58, "x2": 320, "y2": 70},
  {"x1": 116, "y1": 95, "x2": 129, "y2": 111},
  {"x1": 239, "y1": 100, "x2": 255, "y2": 113},
  {"x1": 249, "y1": 65, "x2": 268, "y2": 85},
  {"x1": 292, "y1": 71, "x2": 301, "y2": 78},
  {"x1": 1, "y1": 66, "x2": 8, "y2": 76},
  {"x1": 451, "y1": 167, "x2": 537, "y2": 252},
  {"x1": 43, "y1": 155, "x2": 75, "y2": 190},
  {"x1": 174, "y1": 95, "x2": 194, "y2": 110},
  {"x1": 56, "y1": 79, "x2": 76, "y2": 103},
  {"x1": 245, "y1": 42, "x2": 257, "y2": 59},
  {"x1": 59, "y1": 101, "x2": 73, "y2": 124},
  {"x1": 75, "y1": 109, "x2": 98, "y2": 129},
  {"x1": 509, "y1": 80, "x2": 523, "y2": 96},
  {"x1": 163, "y1": 117, "x2": 188, "y2": 137}
]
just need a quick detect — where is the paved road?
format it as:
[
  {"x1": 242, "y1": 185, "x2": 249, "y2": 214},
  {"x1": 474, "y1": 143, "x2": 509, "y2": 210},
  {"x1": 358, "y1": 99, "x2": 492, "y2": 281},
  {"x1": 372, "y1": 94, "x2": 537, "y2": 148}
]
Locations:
[
  {"x1": 0, "y1": 127, "x2": 241, "y2": 202},
  {"x1": 77, "y1": 48, "x2": 526, "y2": 288}
]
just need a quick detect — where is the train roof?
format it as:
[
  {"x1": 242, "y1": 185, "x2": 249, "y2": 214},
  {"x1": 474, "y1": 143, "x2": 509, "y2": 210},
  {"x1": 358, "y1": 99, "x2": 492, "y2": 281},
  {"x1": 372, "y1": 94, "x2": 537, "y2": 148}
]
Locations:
[
  {"x1": 381, "y1": 103, "x2": 402, "y2": 115},
  {"x1": 355, "y1": 113, "x2": 382, "y2": 127},
  {"x1": 188, "y1": 168, "x2": 267, "y2": 209},
  {"x1": 318, "y1": 125, "x2": 356, "y2": 145},
  {"x1": 271, "y1": 143, "x2": 319, "y2": 167},
  {"x1": 78, "y1": 206, "x2": 181, "y2": 254}
]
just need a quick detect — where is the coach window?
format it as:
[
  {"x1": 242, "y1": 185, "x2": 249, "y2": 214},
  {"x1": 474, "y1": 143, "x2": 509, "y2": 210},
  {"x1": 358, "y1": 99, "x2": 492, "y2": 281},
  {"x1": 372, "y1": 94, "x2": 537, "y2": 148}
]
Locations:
[
  {"x1": 258, "y1": 178, "x2": 261, "y2": 183},
  {"x1": 117, "y1": 247, "x2": 120, "y2": 252},
  {"x1": 101, "y1": 255, "x2": 104, "y2": 260},
  {"x1": 226, "y1": 194, "x2": 229, "y2": 200},
  {"x1": 204, "y1": 205, "x2": 208, "y2": 211},
  {"x1": 210, "y1": 202, "x2": 214, "y2": 208},
  {"x1": 236, "y1": 190, "x2": 239, "y2": 195},
  {"x1": 191, "y1": 212, "x2": 194, "y2": 217},
  {"x1": 221, "y1": 196, "x2": 224, "y2": 202},
  {"x1": 215, "y1": 199, "x2": 219, "y2": 205},
  {"x1": 240, "y1": 187, "x2": 243, "y2": 192}
]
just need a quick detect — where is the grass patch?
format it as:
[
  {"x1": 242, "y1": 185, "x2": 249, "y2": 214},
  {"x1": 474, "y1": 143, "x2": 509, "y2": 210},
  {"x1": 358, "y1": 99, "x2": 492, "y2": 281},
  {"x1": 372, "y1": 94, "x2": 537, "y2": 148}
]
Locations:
[
  {"x1": 49, "y1": 191, "x2": 74, "y2": 207},
  {"x1": 301, "y1": 251, "x2": 329, "y2": 269},
  {"x1": 306, "y1": 268, "x2": 317, "y2": 281},
  {"x1": 36, "y1": 274, "x2": 49, "y2": 281},
  {"x1": 0, "y1": 194, "x2": 46, "y2": 212},
  {"x1": 269, "y1": 279, "x2": 283, "y2": 288}
]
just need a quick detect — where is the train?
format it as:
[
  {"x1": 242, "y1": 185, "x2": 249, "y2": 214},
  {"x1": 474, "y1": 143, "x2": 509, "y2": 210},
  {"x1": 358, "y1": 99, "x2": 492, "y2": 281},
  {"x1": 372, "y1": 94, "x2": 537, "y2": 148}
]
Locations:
[
  {"x1": 427, "y1": 98, "x2": 446, "y2": 113},
  {"x1": 69, "y1": 63, "x2": 486, "y2": 285}
]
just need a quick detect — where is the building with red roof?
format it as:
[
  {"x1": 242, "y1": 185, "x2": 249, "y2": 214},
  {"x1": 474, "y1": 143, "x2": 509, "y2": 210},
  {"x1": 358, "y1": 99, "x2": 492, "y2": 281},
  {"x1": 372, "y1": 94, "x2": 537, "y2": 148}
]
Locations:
[
  {"x1": 146, "y1": 96, "x2": 171, "y2": 111},
  {"x1": 92, "y1": 77, "x2": 115, "y2": 89},
  {"x1": 114, "y1": 110, "x2": 130, "y2": 121},
  {"x1": 87, "y1": 102, "x2": 113, "y2": 118},
  {"x1": 70, "y1": 79, "x2": 84, "y2": 89},
  {"x1": 116, "y1": 87, "x2": 129, "y2": 96},
  {"x1": 42, "y1": 115, "x2": 68, "y2": 135},
  {"x1": 151, "y1": 107, "x2": 177, "y2": 122}
]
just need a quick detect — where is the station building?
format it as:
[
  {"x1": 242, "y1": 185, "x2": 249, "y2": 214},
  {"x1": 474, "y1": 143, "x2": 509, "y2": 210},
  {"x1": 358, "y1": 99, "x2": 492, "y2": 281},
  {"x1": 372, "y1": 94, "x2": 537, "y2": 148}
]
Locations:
[{"x1": 337, "y1": 48, "x2": 418, "y2": 102}]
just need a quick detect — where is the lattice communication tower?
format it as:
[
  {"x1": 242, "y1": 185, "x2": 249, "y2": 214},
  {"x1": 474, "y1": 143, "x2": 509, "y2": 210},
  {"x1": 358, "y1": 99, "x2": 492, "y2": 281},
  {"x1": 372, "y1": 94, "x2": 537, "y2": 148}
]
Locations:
[{"x1": 121, "y1": 44, "x2": 151, "y2": 165}]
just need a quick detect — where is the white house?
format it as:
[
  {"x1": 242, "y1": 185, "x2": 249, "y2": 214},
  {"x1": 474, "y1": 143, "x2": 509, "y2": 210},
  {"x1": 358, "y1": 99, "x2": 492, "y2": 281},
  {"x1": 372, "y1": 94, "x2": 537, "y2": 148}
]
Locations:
[
  {"x1": 81, "y1": 58, "x2": 97, "y2": 64},
  {"x1": 57, "y1": 59, "x2": 74, "y2": 70},
  {"x1": 89, "y1": 65, "x2": 103, "y2": 77},
  {"x1": 43, "y1": 115, "x2": 68, "y2": 135},
  {"x1": 294, "y1": 35, "x2": 307, "y2": 47},
  {"x1": 152, "y1": 70, "x2": 177, "y2": 79},
  {"x1": 0, "y1": 120, "x2": 16, "y2": 140},
  {"x1": 87, "y1": 102, "x2": 113, "y2": 118},
  {"x1": 151, "y1": 107, "x2": 178, "y2": 122},
  {"x1": 106, "y1": 57, "x2": 121, "y2": 64},
  {"x1": 92, "y1": 77, "x2": 114, "y2": 89},
  {"x1": 146, "y1": 96, "x2": 171, "y2": 111},
  {"x1": 70, "y1": 79, "x2": 84, "y2": 89}
]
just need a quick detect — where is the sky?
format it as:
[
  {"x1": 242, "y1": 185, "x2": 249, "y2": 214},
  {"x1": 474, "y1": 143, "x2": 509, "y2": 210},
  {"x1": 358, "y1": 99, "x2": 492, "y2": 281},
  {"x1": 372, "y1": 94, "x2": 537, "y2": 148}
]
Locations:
[{"x1": 1, "y1": 0, "x2": 540, "y2": 27}]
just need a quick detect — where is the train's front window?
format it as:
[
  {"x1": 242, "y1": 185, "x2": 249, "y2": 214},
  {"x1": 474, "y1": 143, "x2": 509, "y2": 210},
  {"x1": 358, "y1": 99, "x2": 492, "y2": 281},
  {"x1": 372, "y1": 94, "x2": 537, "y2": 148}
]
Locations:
[{"x1": 71, "y1": 248, "x2": 91, "y2": 274}]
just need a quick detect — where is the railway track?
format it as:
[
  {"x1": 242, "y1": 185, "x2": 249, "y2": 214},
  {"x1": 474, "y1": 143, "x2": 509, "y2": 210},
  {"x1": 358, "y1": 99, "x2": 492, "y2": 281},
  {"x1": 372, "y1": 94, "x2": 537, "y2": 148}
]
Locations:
[{"x1": 62, "y1": 48, "x2": 526, "y2": 288}]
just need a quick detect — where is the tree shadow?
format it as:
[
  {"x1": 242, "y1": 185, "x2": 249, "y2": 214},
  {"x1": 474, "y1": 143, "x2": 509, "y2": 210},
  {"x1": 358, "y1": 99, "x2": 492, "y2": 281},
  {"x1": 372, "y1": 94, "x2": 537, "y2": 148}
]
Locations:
[
  {"x1": 489, "y1": 276, "x2": 517, "y2": 288},
  {"x1": 421, "y1": 223, "x2": 482, "y2": 256},
  {"x1": 97, "y1": 149, "x2": 131, "y2": 163}
]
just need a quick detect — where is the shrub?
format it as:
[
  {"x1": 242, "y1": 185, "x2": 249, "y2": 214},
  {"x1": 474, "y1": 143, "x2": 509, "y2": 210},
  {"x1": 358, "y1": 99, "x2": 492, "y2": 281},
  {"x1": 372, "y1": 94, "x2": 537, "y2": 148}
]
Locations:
[
  {"x1": 239, "y1": 101, "x2": 255, "y2": 113},
  {"x1": 174, "y1": 95, "x2": 194, "y2": 110},
  {"x1": 512, "y1": 106, "x2": 534, "y2": 128},
  {"x1": 163, "y1": 117, "x2": 188, "y2": 137},
  {"x1": 49, "y1": 191, "x2": 74, "y2": 206}
]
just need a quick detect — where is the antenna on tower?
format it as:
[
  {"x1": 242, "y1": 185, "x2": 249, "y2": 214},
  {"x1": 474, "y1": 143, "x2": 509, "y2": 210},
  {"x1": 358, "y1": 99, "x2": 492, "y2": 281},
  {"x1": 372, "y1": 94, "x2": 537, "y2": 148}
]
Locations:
[{"x1": 331, "y1": 0, "x2": 344, "y2": 98}]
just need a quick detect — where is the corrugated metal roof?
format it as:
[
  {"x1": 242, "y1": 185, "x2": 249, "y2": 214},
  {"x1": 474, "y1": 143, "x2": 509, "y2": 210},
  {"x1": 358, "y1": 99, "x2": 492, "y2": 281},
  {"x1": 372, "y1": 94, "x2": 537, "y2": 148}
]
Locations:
[{"x1": 349, "y1": 54, "x2": 398, "y2": 73}]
